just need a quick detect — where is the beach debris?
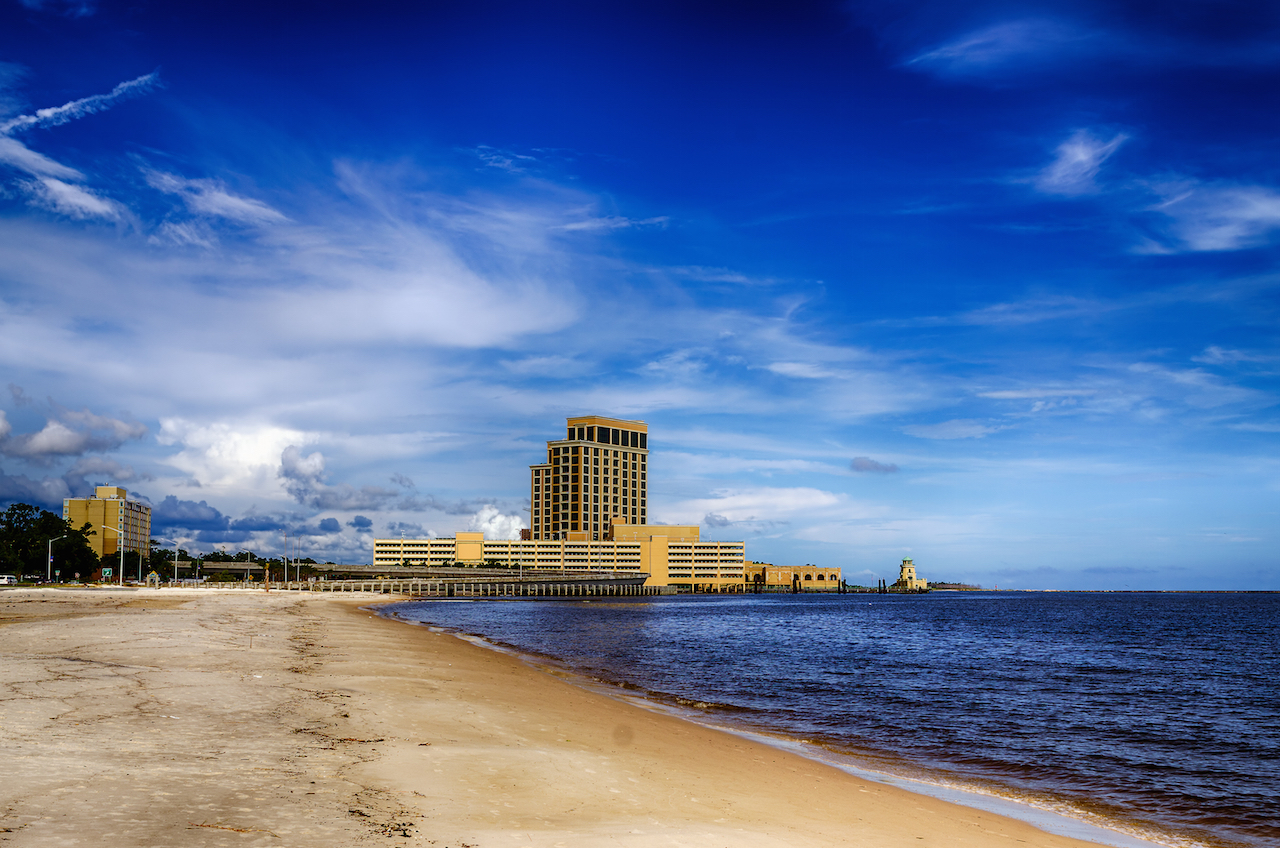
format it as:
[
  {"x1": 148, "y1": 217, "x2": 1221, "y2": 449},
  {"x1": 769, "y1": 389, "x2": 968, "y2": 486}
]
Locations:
[{"x1": 188, "y1": 821, "x2": 279, "y2": 837}]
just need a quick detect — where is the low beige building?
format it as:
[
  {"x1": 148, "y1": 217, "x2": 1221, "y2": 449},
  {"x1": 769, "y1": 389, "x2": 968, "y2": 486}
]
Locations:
[
  {"x1": 742, "y1": 562, "x2": 843, "y2": 592},
  {"x1": 63, "y1": 486, "x2": 152, "y2": 559},
  {"x1": 374, "y1": 519, "x2": 747, "y2": 590}
]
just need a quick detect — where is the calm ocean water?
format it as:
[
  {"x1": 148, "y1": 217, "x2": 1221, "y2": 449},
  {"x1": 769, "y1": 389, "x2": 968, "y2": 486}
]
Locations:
[{"x1": 388, "y1": 592, "x2": 1279, "y2": 848}]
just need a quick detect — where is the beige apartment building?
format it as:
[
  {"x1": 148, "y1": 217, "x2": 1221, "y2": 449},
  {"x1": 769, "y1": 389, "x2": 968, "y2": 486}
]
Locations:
[
  {"x1": 63, "y1": 486, "x2": 152, "y2": 559},
  {"x1": 530, "y1": 415, "x2": 648, "y2": 541}
]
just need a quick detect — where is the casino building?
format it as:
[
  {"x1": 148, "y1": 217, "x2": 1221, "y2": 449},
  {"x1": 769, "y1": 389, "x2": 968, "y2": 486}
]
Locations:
[
  {"x1": 530, "y1": 414, "x2": 648, "y2": 541},
  {"x1": 371, "y1": 416, "x2": 840, "y2": 592}
]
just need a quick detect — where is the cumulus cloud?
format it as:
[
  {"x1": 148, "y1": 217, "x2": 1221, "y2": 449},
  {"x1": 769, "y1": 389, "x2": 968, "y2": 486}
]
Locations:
[
  {"x1": 349, "y1": 514, "x2": 373, "y2": 531},
  {"x1": 903, "y1": 419, "x2": 1007, "y2": 440},
  {"x1": 467, "y1": 505, "x2": 524, "y2": 540},
  {"x1": 318, "y1": 517, "x2": 340, "y2": 533},
  {"x1": 279, "y1": 445, "x2": 401, "y2": 511},
  {"x1": 151, "y1": 495, "x2": 231, "y2": 531},
  {"x1": 1034, "y1": 130, "x2": 1127, "y2": 196},
  {"x1": 0, "y1": 470, "x2": 72, "y2": 507},
  {"x1": 0, "y1": 405, "x2": 146, "y2": 460},
  {"x1": 62, "y1": 456, "x2": 148, "y2": 492},
  {"x1": 158, "y1": 419, "x2": 313, "y2": 493},
  {"x1": 851, "y1": 456, "x2": 899, "y2": 473}
]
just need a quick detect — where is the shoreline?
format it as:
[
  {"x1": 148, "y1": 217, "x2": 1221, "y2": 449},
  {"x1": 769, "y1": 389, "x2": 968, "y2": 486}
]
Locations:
[
  {"x1": 380, "y1": 602, "x2": 1182, "y2": 848},
  {"x1": 0, "y1": 588, "x2": 1162, "y2": 847}
]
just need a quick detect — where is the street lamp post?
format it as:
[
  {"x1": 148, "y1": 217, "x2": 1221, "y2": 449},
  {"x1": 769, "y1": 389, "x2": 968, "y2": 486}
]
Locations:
[
  {"x1": 173, "y1": 541, "x2": 180, "y2": 584},
  {"x1": 100, "y1": 525, "x2": 124, "y2": 585},
  {"x1": 47, "y1": 535, "x2": 66, "y2": 583}
]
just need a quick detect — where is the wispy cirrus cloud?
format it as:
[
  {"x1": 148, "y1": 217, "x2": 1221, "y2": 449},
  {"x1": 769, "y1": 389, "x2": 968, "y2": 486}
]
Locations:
[
  {"x1": 555, "y1": 214, "x2": 669, "y2": 232},
  {"x1": 26, "y1": 177, "x2": 127, "y2": 220},
  {"x1": 0, "y1": 136, "x2": 81, "y2": 178},
  {"x1": 144, "y1": 170, "x2": 288, "y2": 226},
  {"x1": 0, "y1": 71, "x2": 157, "y2": 135},
  {"x1": 907, "y1": 19, "x2": 1100, "y2": 78},
  {"x1": 904, "y1": 419, "x2": 1008, "y2": 440},
  {"x1": 1034, "y1": 130, "x2": 1128, "y2": 196},
  {"x1": 1144, "y1": 182, "x2": 1280, "y2": 252},
  {"x1": 0, "y1": 72, "x2": 159, "y2": 221}
]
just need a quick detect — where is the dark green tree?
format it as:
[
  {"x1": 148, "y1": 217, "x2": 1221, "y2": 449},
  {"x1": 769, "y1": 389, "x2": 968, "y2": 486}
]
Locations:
[{"x1": 0, "y1": 503, "x2": 98, "y2": 579}]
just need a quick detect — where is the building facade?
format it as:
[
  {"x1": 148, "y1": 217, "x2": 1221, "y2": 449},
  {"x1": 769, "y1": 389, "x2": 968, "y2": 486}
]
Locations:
[
  {"x1": 894, "y1": 558, "x2": 928, "y2": 591},
  {"x1": 63, "y1": 486, "x2": 152, "y2": 559},
  {"x1": 742, "y1": 562, "x2": 843, "y2": 592},
  {"x1": 374, "y1": 522, "x2": 749, "y2": 590},
  {"x1": 530, "y1": 415, "x2": 648, "y2": 541},
  {"x1": 371, "y1": 416, "x2": 840, "y2": 592}
]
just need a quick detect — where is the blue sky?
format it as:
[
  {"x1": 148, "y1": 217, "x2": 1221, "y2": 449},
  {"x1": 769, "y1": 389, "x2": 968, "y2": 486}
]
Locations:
[{"x1": 1, "y1": 0, "x2": 1277, "y2": 589}]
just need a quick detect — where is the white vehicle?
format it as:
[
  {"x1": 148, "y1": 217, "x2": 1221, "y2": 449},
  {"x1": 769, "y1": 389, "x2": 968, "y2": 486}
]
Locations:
[{"x1": 0, "y1": 575, "x2": 18, "y2": 585}]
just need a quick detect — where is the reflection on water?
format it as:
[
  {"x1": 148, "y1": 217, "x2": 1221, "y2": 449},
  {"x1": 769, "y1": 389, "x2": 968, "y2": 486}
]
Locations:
[{"x1": 391, "y1": 592, "x2": 1279, "y2": 848}]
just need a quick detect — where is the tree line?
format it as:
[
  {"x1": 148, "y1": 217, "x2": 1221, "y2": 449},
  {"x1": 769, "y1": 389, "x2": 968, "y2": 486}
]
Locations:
[
  {"x1": 1, "y1": 501, "x2": 323, "y2": 582},
  {"x1": 0, "y1": 503, "x2": 100, "y2": 578}
]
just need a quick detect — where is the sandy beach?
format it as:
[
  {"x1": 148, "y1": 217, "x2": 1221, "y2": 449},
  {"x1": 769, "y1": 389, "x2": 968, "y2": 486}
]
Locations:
[{"x1": 0, "y1": 588, "x2": 1117, "y2": 847}]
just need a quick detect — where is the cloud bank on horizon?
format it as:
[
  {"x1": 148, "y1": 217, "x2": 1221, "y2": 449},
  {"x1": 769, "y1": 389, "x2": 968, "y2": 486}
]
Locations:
[{"x1": 0, "y1": 0, "x2": 1276, "y2": 590}]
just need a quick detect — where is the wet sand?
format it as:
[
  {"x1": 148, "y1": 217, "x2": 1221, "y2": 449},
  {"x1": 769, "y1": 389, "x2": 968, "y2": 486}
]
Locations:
[{"x1": 0, "y1": 588, "x2": 1115, "y2": 847}]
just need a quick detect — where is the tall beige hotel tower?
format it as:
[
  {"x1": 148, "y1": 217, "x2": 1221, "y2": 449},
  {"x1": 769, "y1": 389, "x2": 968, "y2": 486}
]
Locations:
[{"x1": 530, "y1": 415, "x2": 648, "y2": 541}]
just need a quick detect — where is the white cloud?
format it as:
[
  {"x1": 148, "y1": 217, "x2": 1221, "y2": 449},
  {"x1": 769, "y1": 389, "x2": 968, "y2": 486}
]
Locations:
[
  {"x1": 0, "y1": 136, "x2": 82, "y2": 179},
  {"x1": 0, "y1": 406, "x2": 145, "y2": 459},
  {"x1": 765, "y1": 361, "x2": 837, "y2": 379},
  {"x1": 27, "y1": 177, "x2": 126, "y2": 220},
  {"x1": 500, "y1": 355, "x2": 589, "y2": 376},
  {"x1": 1128, "y1": 363, "x2": 1263, "y2": 408},
  {"x1": 979, "y1": 388, "x2": 1096, "y2": 400},
  {"x1": 158, "y1": 418, "x2": 314, "y2": 495},
  {"x1": 145, "y1": 170, "x2": 288, "y2": 226},
  {"x1": 1149, "y1": 183, "x2": 1280, "y2": 251},
  {"x1": 904, "y1": 419, "x2": 1007, "y2": 440},
  {"x1": 556, "y1": 215, "x2": 668, "y2": 232},
  {"x1": 908, "y1": 20, "x2": 1096, "y2": 77},
  {"x1": 664, "y1": 486, "x2": 844, "y2": 527},
  {"x1": 0, "y1": 71, "x2": 158, "y2": 135},
  {"x1": 1193, "y1": 346, "x2": 1277, "y2": 366},
  {"x1": 1034, "y1": 130, "x2": 1127, "y2": 195},
  {"x1": 468, "y1": 505, "x2": 524, "y2": 540},
  {"x1": 279, "y1": 444, "x2": 400, "y2": 511},
  {"x1": 0, "y1": 72, "x2": 158, "y2": 222}
]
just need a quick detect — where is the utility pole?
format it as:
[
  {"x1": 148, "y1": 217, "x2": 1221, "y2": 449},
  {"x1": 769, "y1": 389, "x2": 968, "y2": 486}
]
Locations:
[{"x1": 47, "y1": 535, "x2": 66, "y2": 582}]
